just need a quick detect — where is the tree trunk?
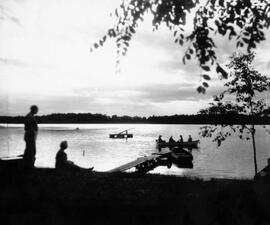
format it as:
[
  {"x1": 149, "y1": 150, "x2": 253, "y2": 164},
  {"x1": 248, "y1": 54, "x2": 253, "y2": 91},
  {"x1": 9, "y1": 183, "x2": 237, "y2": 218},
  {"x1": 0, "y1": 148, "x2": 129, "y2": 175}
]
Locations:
[{"x1": 251, "y1": 124, "x2": 258, "y2": 176}]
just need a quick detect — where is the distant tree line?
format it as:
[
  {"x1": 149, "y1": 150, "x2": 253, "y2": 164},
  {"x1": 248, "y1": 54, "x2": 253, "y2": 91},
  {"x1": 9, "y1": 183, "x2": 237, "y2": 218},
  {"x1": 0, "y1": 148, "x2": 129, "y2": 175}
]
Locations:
[{"x1": 0, "y1": 112, "x2": 269, "y2": 125}]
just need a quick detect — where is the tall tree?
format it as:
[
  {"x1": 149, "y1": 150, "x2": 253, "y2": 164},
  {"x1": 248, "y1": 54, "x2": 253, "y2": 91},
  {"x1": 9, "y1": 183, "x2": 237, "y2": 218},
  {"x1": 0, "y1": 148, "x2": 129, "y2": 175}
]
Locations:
[
  {"x1": 199, "y1": 52, "x2": 270, "y2": 176},
  {"x1": 91, "y1": 0, "x2": 270, "y2": 93}
]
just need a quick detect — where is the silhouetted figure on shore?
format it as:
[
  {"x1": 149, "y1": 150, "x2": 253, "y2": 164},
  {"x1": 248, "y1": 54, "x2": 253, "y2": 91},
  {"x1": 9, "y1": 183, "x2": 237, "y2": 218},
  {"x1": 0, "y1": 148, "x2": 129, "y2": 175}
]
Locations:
[
  {"x1": 178, "y1": 135, "x2": 183, "y2": 143},
  {"x1": 55, "y1": 141, "x2": 94, "y2": 172},
  {"x1": 255, "y1": 158, "x2": 270, "y2": 180},
  {"x1": 188, "y1": 135, "x2": 192, "y2": 142},
  {"x1": 169, "y1": 136, "x2": 175, "y2": 143},
  {"x1": 23, "y1": 105, "x2": 38, "y2": 169}
]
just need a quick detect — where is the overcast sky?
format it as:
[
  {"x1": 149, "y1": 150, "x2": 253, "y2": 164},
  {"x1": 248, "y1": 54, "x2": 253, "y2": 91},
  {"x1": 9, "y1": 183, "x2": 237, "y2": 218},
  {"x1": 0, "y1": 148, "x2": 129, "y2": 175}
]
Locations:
[{"x1": 0, "y1": 0, "x2": 270, "y2": 116}]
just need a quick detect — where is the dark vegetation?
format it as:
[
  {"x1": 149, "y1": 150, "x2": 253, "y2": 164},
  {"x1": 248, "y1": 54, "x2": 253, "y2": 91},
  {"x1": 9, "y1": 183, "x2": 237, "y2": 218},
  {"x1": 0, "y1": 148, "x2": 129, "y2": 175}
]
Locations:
[
  {"x1": 0, "y1": 168, "x2": 270, "y2": 225},
  {"x1": 0, "y1": 113, "x2": 269, "y2": 124}
]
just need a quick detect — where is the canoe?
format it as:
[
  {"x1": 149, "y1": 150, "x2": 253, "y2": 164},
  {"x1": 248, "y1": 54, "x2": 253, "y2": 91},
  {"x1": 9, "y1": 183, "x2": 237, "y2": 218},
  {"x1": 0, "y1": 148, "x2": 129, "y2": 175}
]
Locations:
[{"x1": 156, "y1": 140, "x2": 199, "y2": 149}]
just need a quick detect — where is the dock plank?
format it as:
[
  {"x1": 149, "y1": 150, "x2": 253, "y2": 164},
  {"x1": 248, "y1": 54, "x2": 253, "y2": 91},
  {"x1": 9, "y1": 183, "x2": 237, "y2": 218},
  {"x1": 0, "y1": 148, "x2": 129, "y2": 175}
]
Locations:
[{"x1": 108, "y1": 150, "x2": 171, "y2": 173}]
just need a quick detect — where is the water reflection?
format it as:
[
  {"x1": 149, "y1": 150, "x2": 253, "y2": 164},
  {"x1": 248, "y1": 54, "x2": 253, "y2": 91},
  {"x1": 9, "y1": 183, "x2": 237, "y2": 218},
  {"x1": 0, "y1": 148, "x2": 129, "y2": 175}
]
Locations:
[{"x1": 0, "y1": 124, "x2": 269, "y2": 179}]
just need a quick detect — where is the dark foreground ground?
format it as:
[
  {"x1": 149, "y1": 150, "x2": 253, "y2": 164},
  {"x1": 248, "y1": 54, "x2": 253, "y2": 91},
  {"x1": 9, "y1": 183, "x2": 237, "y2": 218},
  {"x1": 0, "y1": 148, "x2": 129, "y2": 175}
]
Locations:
[{"x1": 0, "y1": 169, "x2": 270, "y2": 225}]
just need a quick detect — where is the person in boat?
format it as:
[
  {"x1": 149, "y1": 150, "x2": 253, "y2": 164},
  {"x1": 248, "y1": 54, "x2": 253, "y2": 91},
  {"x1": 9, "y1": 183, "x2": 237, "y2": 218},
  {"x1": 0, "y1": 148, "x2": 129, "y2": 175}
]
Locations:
[
  {"x1": 157, "y1": 135, "x2": 165, "y2": 143},
  {"x1": 23, "y1": 105, "x2": 39, "y2": 169},
  {"x1": 169, "y1": 136, "x2": 175, "y2": 143},
  {"x1": 188, "y1": 135, "x2": 192, "y2": 142},
  {"x1": 178, "y1": 135, "x2": 184, "y2": 143},
  {"x1": 55, "y1": 140, "x2": 94, "y2": 172}
]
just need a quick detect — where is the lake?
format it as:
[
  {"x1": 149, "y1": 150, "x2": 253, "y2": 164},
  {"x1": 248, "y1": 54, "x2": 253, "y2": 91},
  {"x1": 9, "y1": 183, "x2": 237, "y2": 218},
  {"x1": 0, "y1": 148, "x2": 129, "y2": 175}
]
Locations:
[{"x1": 0, "y1": 123, "x2": 269, "y2": 179}]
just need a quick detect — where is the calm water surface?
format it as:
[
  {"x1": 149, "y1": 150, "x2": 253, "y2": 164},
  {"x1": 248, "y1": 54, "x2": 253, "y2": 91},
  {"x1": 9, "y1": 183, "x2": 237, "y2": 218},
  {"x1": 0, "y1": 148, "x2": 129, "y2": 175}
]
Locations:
[{"x1": 0, "y1": 124, "x2": 269, "y2": 179}]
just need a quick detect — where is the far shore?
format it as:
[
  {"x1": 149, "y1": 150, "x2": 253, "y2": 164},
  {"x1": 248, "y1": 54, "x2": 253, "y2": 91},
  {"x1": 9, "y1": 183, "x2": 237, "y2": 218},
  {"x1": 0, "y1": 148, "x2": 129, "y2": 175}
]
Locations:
[
  {"x1": 0, "y1": 112, "x2": 269, "y2": 125},
  {"x1": 1, "y1": 168, "x2": 269, "y2": 225}
]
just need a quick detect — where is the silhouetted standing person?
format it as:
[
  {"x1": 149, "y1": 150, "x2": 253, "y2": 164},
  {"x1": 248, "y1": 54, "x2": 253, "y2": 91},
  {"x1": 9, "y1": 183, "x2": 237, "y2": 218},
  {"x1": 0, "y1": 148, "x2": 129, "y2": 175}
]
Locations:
[{"x1": 23, "y1": 105, "x2": 38, "y2": 169}]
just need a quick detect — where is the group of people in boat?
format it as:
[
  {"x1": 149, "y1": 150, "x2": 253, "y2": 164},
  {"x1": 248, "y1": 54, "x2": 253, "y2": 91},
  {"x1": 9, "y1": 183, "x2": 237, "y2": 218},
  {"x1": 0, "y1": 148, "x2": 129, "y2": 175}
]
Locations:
[
  {"x1": 157, "y1": 134, "x2": 193, "y2": 143},
  {"x1": 23, "y1": 105, "x2": 94, "y2": 172}
]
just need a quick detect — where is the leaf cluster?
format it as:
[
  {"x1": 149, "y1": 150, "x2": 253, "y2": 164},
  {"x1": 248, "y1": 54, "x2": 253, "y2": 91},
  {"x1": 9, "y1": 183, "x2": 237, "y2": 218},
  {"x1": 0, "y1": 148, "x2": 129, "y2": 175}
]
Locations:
[
  {"x1": 200, "y1": 124, "x2": 253, "y2": 147},
  {"x1": 91, "y1": 0, "x2": 270, "y2": 92}
]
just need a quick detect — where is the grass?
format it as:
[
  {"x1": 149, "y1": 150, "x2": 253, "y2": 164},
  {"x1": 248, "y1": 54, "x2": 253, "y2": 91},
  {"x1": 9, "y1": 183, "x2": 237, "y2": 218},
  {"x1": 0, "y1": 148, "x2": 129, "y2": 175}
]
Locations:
[{"x1": 0, "y1": 168, "x2": 270, "y2": 225}]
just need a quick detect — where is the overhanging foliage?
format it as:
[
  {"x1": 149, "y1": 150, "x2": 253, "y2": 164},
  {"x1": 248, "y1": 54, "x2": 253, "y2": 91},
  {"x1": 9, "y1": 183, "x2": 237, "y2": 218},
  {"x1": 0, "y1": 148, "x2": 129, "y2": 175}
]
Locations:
[{"x1": 91, "y1": 0, "x2": 270, "y2": 93}]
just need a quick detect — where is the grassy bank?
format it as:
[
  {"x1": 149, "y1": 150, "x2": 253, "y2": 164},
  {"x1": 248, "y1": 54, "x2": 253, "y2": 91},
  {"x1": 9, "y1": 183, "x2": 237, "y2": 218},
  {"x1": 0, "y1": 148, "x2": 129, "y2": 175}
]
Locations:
[{"x1": 0, "y1": 168, "x2": 270, "y2": 225}]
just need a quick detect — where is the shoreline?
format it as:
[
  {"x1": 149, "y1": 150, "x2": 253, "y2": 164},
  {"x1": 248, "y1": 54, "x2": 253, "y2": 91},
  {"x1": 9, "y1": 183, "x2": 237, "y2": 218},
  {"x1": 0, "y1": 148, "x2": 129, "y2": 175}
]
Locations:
[{"x1": 1, "y1": 168, "x2": 269, "y2": 225}]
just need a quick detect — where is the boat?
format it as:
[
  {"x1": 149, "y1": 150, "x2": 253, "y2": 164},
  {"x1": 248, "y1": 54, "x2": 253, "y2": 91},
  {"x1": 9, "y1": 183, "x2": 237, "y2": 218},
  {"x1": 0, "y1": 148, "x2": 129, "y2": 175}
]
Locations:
[
  {"x1": 109, "y1": 129, "x2": 134, "y2": 139},
  {"x1": 170, "y1": 147, "x2": 193, "y2": 168},
  {"x1": 156, "y1": 140, "x2": 199, "y2": 149},
  {"x1": 170, "y1": 147, "x2": 193, "y2": 162}
]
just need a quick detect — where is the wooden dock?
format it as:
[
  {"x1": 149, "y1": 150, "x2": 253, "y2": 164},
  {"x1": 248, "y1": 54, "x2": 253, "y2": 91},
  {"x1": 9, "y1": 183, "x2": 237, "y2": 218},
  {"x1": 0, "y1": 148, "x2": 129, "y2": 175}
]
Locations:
[
  {"x1": 0, "y1": 155, "x2": 24, "y2": 175},
  {"x1": 108, "y1": 150, "x2": 171, "y2": 173}
]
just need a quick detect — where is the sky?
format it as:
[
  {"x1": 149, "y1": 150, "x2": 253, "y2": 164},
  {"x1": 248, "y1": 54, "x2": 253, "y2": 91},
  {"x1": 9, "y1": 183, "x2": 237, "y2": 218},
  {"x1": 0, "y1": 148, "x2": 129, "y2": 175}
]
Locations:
[{"x1": 0, "y1": 0, "x2": 270, "y2": 117}]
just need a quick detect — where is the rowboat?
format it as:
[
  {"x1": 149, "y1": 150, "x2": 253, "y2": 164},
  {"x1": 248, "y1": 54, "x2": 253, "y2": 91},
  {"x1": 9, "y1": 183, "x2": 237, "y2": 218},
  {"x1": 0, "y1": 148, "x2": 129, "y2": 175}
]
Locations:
[
  {"x1": 156, "y1": 140, "x2": 199, "y2": 149},
  {"x1": 170, "y1": 148, "x2": 193, "y2": 162},
  {"x1": 109, "y1": 129, "x2": 133, "y2": 139},
  {"x1": 170, "y1": 148, "x2": 193, "y2": 168}
]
